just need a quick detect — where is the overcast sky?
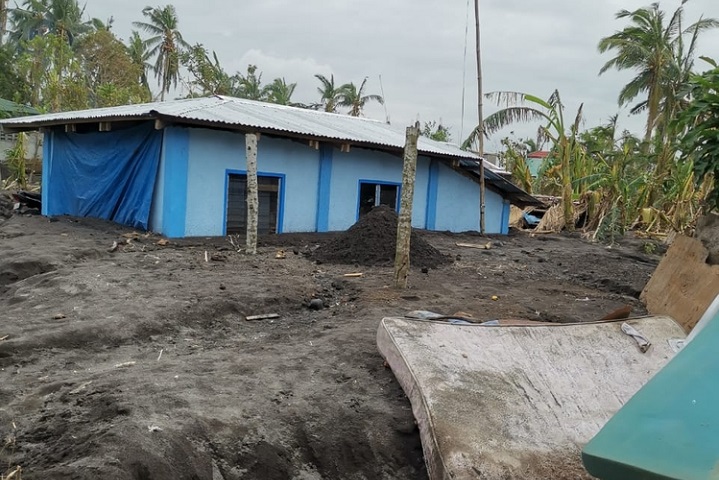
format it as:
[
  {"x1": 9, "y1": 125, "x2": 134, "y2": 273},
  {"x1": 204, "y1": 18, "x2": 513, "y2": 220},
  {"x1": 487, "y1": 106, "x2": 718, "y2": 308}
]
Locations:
[{"x1": 90, "y1": 0, "x2": 718, "y2": 151}]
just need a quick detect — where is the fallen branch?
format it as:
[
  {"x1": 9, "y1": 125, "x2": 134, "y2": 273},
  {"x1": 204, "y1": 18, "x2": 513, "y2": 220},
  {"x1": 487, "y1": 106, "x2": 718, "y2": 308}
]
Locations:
[{"x1": 343, "y1": 273, "x2": 364, "y2": 278}]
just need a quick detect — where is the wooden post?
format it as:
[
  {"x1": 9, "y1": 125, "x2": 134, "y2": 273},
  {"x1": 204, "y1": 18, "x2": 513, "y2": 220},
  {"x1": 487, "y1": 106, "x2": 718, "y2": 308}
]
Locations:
[
  {"x1": 245, "y1": 133, "x2": 259, "y2": 254},
  {"x1": 475, "y1": 0, "x2": 486, "y2": 234},
  {"x1": 394, "y1": 122, "x2": 420, "y2": 289}
]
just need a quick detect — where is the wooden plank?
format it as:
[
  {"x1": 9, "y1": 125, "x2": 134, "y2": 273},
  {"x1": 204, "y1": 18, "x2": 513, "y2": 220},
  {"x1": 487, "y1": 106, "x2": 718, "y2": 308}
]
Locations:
[
  {"x1": 641, "y1": 235, "x2": 719, "y2": 332},
  {"x1": 456, "y1": 242, "x2": 491, "y2": 249},
  {"x1": 246, "y1": 313, "x2": 280, "y2": 321}
]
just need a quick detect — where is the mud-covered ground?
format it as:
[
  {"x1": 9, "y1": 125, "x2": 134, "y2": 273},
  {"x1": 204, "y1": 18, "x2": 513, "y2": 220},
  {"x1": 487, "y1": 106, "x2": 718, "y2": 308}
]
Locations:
[{"x1": 0, "y1": 211, "x2": 661, "y2": 479}]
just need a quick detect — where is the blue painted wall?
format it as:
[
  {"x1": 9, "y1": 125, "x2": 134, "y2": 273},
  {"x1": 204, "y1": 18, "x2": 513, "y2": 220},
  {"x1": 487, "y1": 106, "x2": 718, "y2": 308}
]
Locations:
[
  {"x1": 160, "y1": 127, "x2": 189, "y2": 238},
  {"x1": 138, "y1": 126, "x2": 510, "y2": 237},
  {"x1": 184, "y1": 128, "x2": 320, "y2": 236},
  {"x1": 432, "y1": 162, "x2": 504, "y2": 233},
  {"x1": 41, "y1": 130, "x2": 53, "y2": 216},
  {"x1": 327, "y1": 148, "x2": 430, "y2": 231}
]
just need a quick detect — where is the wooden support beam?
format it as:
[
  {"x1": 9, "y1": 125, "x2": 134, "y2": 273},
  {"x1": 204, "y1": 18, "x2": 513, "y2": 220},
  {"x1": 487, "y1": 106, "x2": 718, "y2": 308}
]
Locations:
[
  {"x1": 340, "y1": 143, "x2": 351, "y2": 153},
  {"x1": 154, "y1": 119, "x2": 166, "y2": 130},
  {"x1": 245, "y1": 133, "x2": 259, "y2": 255},
  {"x1": 394, "y1": 122, "x2": 420, "y2": 289},
  {"x1": 65, "y1": 124, "x2": 76, "y2": 133},
  {"x1": 309, "y1": 139, "x2": 320, "y2": 150},
  {"x1": 99, "y1": 122, "x2": 111, "y2": 132}
]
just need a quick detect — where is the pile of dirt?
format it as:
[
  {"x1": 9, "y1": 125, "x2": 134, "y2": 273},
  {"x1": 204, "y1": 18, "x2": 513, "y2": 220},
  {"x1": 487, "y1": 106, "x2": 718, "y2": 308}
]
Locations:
[
  {"x1": 0, "y1": 191, "x2": 15, "y2": 223},
  {"x1": 313, "y1": 205, "x2": 450, "y2": 269}
]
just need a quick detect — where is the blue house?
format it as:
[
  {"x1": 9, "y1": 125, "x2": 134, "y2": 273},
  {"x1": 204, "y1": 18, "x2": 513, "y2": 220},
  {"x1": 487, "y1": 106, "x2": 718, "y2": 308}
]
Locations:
[{"x1": 0, "y1": 96, "x2": 537, "y2": 237}]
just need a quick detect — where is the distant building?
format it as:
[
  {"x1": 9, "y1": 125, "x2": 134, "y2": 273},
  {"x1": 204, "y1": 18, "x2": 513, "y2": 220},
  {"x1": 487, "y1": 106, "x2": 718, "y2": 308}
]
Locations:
[
  {"x1": 526, "y1": 151, "x2": 550, "y2": 177},
  {"x1": 0, "y1": 96, "x2": 539, "y2": 237}
]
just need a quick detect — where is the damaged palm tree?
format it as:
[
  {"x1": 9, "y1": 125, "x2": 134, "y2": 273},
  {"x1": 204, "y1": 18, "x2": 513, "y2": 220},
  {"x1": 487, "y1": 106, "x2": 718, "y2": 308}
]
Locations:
[{"x1": 466, "y1": 90, "x2": 582, "y2": 230}]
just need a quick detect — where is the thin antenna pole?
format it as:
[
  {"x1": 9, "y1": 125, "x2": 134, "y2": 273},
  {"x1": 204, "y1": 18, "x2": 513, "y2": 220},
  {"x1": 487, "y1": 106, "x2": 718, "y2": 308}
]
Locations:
[
  {"x1": 475, "y1": 0, "x2": 486, "y2": 234},
  {"x1": 459, "y1": 0, "x2": 471, "y2": 144}
]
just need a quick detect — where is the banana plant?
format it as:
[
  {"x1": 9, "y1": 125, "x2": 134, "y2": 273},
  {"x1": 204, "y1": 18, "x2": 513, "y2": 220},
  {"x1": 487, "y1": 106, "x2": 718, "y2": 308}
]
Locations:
[{"x1": 465, "y1": 90, "x2": 583, "y2": 230}]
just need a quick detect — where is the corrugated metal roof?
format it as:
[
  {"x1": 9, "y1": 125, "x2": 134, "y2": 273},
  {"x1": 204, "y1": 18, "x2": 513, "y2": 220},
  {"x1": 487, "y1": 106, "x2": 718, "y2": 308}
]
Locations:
[
  {"x1": 0, "y1": 98, "x2": 39, "y2": 116},
  {"x1": 0, "y1": 96, "x2": 507, "y2": 172},
  {"x1": 459, "y1": 159, "x2": 543, "y2": 207}
]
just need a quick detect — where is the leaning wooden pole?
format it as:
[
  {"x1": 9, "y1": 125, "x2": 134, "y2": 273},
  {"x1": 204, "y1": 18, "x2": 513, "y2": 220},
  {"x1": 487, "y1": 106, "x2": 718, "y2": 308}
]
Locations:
[
  {"x1": 475, "y1": 0, "x2": 486, "y2": 234},
  {"x1": 245, "y1": 133, "x2": 259, "y2": 254},
  {"x1": 394, "y1": 122, "x2": 420, "y2": 289}
]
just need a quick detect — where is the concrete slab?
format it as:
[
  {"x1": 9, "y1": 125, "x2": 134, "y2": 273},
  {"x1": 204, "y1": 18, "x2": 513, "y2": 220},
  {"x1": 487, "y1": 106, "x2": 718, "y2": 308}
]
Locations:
[{"x1": 377, "y1": 316, "x2": 685, "y2": 480}]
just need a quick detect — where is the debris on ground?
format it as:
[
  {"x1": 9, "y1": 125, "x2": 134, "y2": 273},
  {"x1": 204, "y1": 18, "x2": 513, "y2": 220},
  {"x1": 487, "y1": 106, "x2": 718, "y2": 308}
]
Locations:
[{"x1": 313, "y1": 205, "x2": 450, "y2": 269}]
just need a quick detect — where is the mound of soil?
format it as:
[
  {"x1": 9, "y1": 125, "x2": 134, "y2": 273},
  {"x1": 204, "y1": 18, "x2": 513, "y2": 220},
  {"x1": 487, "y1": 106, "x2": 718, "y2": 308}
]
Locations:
[
  {"x1": 314, "y1": 205, "x2": 450, "y2": 269},
  {"x1": 0, "y1": 191, "x2": 14, "y2": 222}
]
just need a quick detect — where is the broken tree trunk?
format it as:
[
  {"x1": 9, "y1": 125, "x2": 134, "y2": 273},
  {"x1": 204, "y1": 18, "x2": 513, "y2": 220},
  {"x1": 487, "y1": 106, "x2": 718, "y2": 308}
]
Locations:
[
  {"x1": 394, "y1": 122, "x2": 420, "y2": 289},
  {"x1": 245, "y1": 133, "x2": 259, "y2": 254}
]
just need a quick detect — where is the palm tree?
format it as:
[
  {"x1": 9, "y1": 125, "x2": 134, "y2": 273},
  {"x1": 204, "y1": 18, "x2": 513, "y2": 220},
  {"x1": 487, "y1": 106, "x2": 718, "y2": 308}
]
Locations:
[
  {"x1": 234, "y1": 64, "x2": 265, "y2": 100},
  {"x1": 265, "y1": 77, "x2": 296, "y2": 106},
  {"x1": 127, "y1": 30, "x2": 152, "y2": 92},
  {"x1": 8, "y1": 0, "x2": 88, "y2": 46},
  {"x1": 0, "y1": 0, "x2": 9, "y2": 44},
  {"x1": 339, "y1": 77, "x2": 384, "y2": 116},
  {"x1": 133, "y1": 5, "x2": 189, "y2": 101},
  {"x1": 315, "y1": 74, "x2": 345, "y2": 113},
  {"x1": 598, "y1": 3, "x2": 718, "y2": 145},
  {"x1": 467, "y1": 90, "x2": 582, "y2": 230}
]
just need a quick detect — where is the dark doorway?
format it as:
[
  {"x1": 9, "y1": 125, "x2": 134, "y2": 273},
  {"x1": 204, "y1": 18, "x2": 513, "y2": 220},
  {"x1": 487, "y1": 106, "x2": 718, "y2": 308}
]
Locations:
[
  {"x1": 358, "y1": 182, "x2": 399, "y2": 218},
  {"x1": 226, "y1": 174, "x2": 280, "y2": 235}
]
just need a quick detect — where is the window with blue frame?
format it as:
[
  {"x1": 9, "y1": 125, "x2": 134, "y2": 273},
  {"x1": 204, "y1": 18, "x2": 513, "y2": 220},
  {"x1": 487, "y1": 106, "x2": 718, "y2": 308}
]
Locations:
[{"x1": 358, "y1": 181, "x2": 399, "y2": 218}]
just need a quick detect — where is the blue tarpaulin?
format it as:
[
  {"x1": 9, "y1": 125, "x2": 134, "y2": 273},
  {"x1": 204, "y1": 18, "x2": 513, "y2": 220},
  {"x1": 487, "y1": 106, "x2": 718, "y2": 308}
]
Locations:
[{"x1": 46, "y1": 123, "x2": 162, "y2": 230}]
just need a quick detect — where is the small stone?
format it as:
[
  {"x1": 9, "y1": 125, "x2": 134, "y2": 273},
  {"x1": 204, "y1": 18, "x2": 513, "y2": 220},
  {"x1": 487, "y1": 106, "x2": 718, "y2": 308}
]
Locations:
[
  {"x1": 308, "y1": 298, "x2": 324, "y2": 310},
  {"x1": 219, "y1": 284, "x2": 226, "y2": 290}
]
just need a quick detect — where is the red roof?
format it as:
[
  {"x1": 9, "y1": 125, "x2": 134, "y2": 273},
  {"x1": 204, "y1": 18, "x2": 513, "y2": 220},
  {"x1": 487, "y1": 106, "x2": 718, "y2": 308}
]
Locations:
[{"x1": 527, "y1": 151, "x2": 550, "y2": 159}]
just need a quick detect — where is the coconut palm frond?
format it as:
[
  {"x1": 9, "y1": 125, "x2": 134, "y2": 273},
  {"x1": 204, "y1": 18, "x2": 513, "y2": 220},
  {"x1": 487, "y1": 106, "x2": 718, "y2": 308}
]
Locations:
[{"x1": 484, "y1": 107, "x2": 550, "y2": 136}]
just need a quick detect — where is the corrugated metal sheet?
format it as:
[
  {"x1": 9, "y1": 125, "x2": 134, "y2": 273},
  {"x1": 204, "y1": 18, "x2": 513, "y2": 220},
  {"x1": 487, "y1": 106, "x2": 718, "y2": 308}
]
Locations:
[
  {"x1": 459, "y1": 159, "x2": 543, "y2": 206},
  {"x1": 0, "y1": 96, "x2": 507, "y2": 172},
  {"x1": 0, "y1": 97, "x2": 39, "y2": 115}
]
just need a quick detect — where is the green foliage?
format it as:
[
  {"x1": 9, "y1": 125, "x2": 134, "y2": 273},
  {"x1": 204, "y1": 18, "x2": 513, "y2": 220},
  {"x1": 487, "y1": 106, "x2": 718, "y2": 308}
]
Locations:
[
  {"x1": 0, "y1": 45, "x2": 27, "y2": 105},
  {"x1": 264, "y1": 78, "x2": 297, "y2": 106},
  {"x1": 677, "y1": 66, "x2": 719, "y2": 209},
  {"x1": 15, "y1": 33, "x2": 87, "y2": 111},
  {"x1": 181, "y1": 44, "x2": 235, "y2": 97},
  {"x1": 338, "y1": 77, "x2": 383, "y2": 117},
  {"x1": 234, "y1": 64, "x2": 265, "y2": 101},
  {"x1": 421, "y1": 121, "x2": 451, "y2": 143},
  {"x1": 315, "y1": 74, "x2": 344, "y2": 113},
  {"x1": 5, "y1": 132, "x2": 27, "y2": 188},
  {"x1": 8, "y1": 0, "x2": 90, "y2": 45},
  {"x1": 76, "y1": 29, "x2": 150, "y2": 107},
  {"x1": 598, "y1": 3, "x2": 719, "y2": 144},
  {"x1": 498, "y1": 138, "x2": 532, "y2": 193}
]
